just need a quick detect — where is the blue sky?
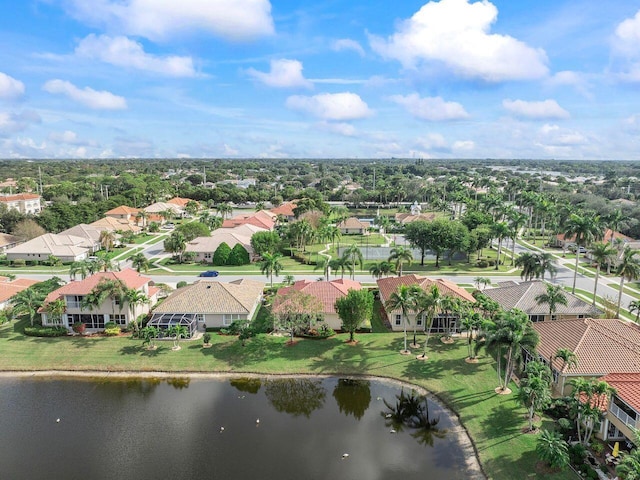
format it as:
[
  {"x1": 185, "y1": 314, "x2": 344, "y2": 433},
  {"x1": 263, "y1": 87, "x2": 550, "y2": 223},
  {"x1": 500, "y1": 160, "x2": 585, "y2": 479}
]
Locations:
[{"x1": 2, "y1": 0, "x2": 640, "y2": 160}]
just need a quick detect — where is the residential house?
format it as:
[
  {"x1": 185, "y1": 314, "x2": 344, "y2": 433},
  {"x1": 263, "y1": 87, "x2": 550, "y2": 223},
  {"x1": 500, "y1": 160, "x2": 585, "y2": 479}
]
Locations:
[
  {"x1": 337, "y1": 217, "x2": 370, "y2": 235},
  {"x1": 148, "y1": 278, "x2": 264, "y2": 336},
  {"x1": 525, "y1": 318, "x2": 640, "y2": 396},
  {"x1": 377, "y1": 274, "x2": 476, "y2": 332},
  {"x1": 394, "y1": 212, "x2": 437, "y2": 225},
  {"x1": 90, "y1": 216, "x2": 142, "y2": 233},
  {"x1": 0, "y1": 277, "x2": 39, "y2": 309},
  {"x1": 274, "y1": 279, "x2": 363, "y2": 331},
  {"x1": 104, "y1": 205, "x2": 140, "y2": 224},
  {"x1": 5, "y1": 233, "x2": 98, "y2": 263},
  {"x1": 0, "y1": 233, "x2": 23, "y2": 252},
  {"x1": 40, "y1": 269, "x2": 158, "y2": 332},
  {"x1": 222, "y1": 210, "x2": 276, "y2": 230},
  {"x1": 483, "y1": 280, "x2": 601, "y2": 322},
  {"x1": 185, "y1": 226, "x2": 265, "y2": 263},
  {"x1": 0, "y1": 193, "x2": 41, "y2": 215},
  {"x1": 554, "y1": 229, "x2": 633, "y2": 250},
  {"x1": 59, "y1": 224, "x2": 103, "y2": 251},
  {"x1": 600, "y1": 373, "x2": 639, "y2": 448},
  {"x1": 270, "y1": 201, "x2": 297, "y2": 222},
  {"x1": 144, "y1": 202, "x2": 184, "y2": 219},
  {"x1": 167, "y1": 197, "x2": 198, "y2": 210}
]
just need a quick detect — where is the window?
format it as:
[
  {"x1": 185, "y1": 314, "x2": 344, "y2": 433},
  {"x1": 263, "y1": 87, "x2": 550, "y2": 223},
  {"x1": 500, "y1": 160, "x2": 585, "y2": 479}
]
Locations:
[
  {"x1": 223, "y1": 314, "x2": 242, "y2": 326},
  {"x1": 395, "y1": 314, "x2": 401, "y2": 326},
  {"x1": 204, "y1": 253, "x2": 212, "y2": 259},
  {"x1": 111, "y1": 314, "x2": 127, "y2": 325},
  {"x1": 66, "y1": 295, "x2": 83, "y2": 309},
  {"x1": 416, "y1": 314, "x2": 423, "y2": 326},
  {"x1": 529, "y1": 314, "x2": 545, "y2": 323},
  {"x1": 550, "y1": 314, "x2": 557, "y2": 321}
]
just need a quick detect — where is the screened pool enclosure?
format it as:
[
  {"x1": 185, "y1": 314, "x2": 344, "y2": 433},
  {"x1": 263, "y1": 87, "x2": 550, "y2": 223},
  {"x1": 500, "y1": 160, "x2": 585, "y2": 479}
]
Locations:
[{"x1": 148, "y1": 313, "x2": 199, "y2": 338}]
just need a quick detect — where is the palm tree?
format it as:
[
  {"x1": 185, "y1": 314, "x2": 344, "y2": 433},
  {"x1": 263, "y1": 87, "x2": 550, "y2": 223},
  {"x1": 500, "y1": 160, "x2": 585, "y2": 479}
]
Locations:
[
  {"x1": 517, "y1": 362, "x2": 552, "y2": 432},
  {"x1": 129, "y1": 252, "x2": 150, "y2": 273},
  {"x1": 416, "y1": 285, "x2": 441, "y2": 359},
  {"x1": 332, "y1": 256, "x2": 353, "y2": 279},
  {"x1": 369, "y1": 261, "x2": 396, "y2": 279},
  {"x1": 163, "y1": 231, "x2": 187, "y2": 263},
  {"x1": 69, "y1": 260, "x2": 90, "y2": 281},
  {"x1": 615, "y1": 428, "x2": 640, "y2": 480},
  {"x1": 388, "y1": 246, "x2": 413, "y2": 276},
  {"x1": 508, "y1": 210, "x2": 528, "y2": 266},
  {"x1": 135, "y1": 210, "x2": 148, "y2": 228},
  {"x1": 215, "y1": 202, "x2": 233, "y2": 220},
  {"x1": 13, "y1": 288, "x2": 44, "y2": 326},
  {"x1": 515, "y1": 252, "x2": 538, "y2": 281},
  {"x1": 260, "y1": 252, "x2": 284, "y2": 288},
  {"x1": 341, "y1": 244, "x2": 363, "y2": 280},
  {"x1": 615, "y1": 247, "x2": 640, "y2": 318},
  {"x1": 167, "y1": 324, "x2": 189, "y2": 350},
  {"x1": 589, "y1": 242, "x2": 615, "y2": 306},
  {"x1": 99, "y1": 230, "x2": 116, "y2": 252},
  {"x1": 473, "y1": 276, "x2": 491, "y2": 290},
  {"x1": 160, "y1": 208, "x2": 175, "y2": 223},
  {"x1": 564, "y1": 213, "x2": 603, "y2": 294},
  {"x1": 91, "y1": 278, "x2": 129, "y2": 319},
  {"x1": 536, "y1": 430, "x2": 570, "y2": 470},
  {"x1": 126, "y1": 288, "x2": 149, "y2": 332},
  {"x1": 43, "y1": 298, "x2": 66, "y2": 326},
  {"x1": 554, "y1": 348, "x2": 577, "y2": 376},
  {"x1": 314, "y1": 257, "x2": 332, "y2": 280},
  {"x1": 386, "y1": 284, "x2": 421, "y2": 354},
  {"x1": 491, "y1": 222, "x2": 510, "y2": 270},
  {"x1": 535, "y1": 283, "x2": 568, "y2": 320},
  {"x1": 536, "y1": 253, "x2": 557, "y2": 280},
  {"x1": 629, "y1": 300, "x2": 640, "y2": 323}
]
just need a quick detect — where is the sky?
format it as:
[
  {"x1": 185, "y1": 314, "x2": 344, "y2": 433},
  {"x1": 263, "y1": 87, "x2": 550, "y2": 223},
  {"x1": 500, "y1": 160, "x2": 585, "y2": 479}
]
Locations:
[{"x1": 2, "y1": 0, "x2": 640, "y2": 160}]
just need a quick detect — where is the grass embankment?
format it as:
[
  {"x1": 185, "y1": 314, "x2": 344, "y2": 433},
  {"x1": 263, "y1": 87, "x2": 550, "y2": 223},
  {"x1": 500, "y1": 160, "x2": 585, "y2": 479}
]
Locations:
[{"x1": 1, "y1": 319, "x2": 571, "y2": 480}]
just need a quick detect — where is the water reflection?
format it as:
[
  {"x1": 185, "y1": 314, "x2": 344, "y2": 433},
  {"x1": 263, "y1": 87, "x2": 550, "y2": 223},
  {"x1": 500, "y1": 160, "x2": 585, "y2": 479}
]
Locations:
[
  {"x1": 229, "y1": 377, "x2": 262, "y2": 394},
  {"x1": 333, "y1": 378, "x2": 371, "y2": 420},
  {"x1": 264, "y1": 378, "x2": 325, "y2": 417},
  {"x1": 382, "y1": 388, "x2": 445, "y2": 445}
]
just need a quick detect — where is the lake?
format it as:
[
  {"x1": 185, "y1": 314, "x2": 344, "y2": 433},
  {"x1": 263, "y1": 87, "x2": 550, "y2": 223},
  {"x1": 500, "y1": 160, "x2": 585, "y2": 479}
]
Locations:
[{"x1": 0, "y1": 375, "x2": 481, "y2": 480}]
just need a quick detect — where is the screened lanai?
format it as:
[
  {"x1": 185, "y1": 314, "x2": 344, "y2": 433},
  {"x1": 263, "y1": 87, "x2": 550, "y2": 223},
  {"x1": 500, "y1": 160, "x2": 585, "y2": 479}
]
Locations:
[{"x1": 148, "y1": 313, "x2": 198, "y2": 338}]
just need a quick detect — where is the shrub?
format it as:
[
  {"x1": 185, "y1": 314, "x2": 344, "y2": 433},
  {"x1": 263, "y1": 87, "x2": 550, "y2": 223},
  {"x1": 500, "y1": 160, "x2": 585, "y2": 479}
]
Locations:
[
  {"x1": 104, "y1": 321, "x2": 117, "y2": 329},
  {"x1": 476, "y1": 260, "x2": 489, "y2": 268},
  {"x1": 176, "y1": 281, "x2": 188, "y2": 288},
  {"x1": 24, "y1": 325, "x2": 68, "y2": 337},
  {"x1": 148, "y1": 222, "x2": 160, "y2": 232},
  {"x1": 12, "y1": 259, "x2": 26, "y2": 267},
  {"x1": 227, "y1": 243, "x2": 250, "y2": 266},
  {"x1": 104, "y1": 326, "x2": 120, "y2": 336},
  {"x1": 212, "y1": 242, "x2": 232, "y2": 266},
  {"x1": 203, "y1": 332, "x2": 212, "y2": 344},
  {"x1": 72, "y1": 322, "x2": 86, "y2": 334},
  {"x1": 536, "y1": 429, "x2": 569, "y2": 470}
]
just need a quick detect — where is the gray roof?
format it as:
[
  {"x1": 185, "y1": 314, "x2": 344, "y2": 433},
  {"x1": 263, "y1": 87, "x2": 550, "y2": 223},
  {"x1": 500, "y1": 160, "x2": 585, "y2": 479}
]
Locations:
[
  {"x1": 483, "y1": 280, "x2": 601, "y2": 316},
  {"x1": 153, "y1": 278, "x2": 264, "y2": 315}
]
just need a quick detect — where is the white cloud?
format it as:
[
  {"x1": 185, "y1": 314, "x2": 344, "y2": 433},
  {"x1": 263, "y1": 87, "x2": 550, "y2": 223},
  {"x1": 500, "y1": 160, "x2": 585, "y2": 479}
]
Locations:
[
  {"x1": 246, "y1": 59, "x2": 313, "y2": 88},
  {"x1": 369, "y1": 0, "x2": 548, "y2": 82},
  {"x1": 416, "y1": 133, "x2": 448, "y2": 151},
  {"x1": 286, "y1": 92, "x2": 372, "y2": 121},
  {"x1": 64, "y1": 0, "x2": 274, "y2": 42},
  {"x1": 502, "y1": 99, "x2": 569, "y2": 119},
  {"x1": 332, "y1": 39, "x2": 365, "y2": 57},
  {"x1": 75, "y1": 34, "x2": 197, "y2": 77},
  {"x1": 452, "y1": 140, "x2": 475, "y2": 151},
  {"x1": 546, "y1": 71, "x2": 593, "y2": 99},
  {"x1": 389, "y1": 93, "x2": 469, "y2": 121},
  {"x1": 43, "y1": 80, "x2": 127, "y2": 110},
  {"x1": 223, "y1": 144, "x2": 239, "y2": 156},
  {"x1": 0, "y1": 110, "x2": 41, "y2": 136},
  {"x1": 0, "y1": 73, "x2": 25, "y2": 100},
  {"x1": 48, "y1": 130, "x2": 97, "y2": 147},
  {"x1": 539, "y1": 124, "x2": 587, "y2": 146},
  {"x1": 613, "y1": 9, "x2": 640, "y2": 57},
  {"x1": 317, "y1": 121, "x2": 357, "y2": 136}
]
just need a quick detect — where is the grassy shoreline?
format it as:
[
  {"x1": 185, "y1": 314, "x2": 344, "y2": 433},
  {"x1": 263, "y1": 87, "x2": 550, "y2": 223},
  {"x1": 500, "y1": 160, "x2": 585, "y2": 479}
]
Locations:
[{"x1": 0, "y1": 321, "x2": 573, "y2": 480}]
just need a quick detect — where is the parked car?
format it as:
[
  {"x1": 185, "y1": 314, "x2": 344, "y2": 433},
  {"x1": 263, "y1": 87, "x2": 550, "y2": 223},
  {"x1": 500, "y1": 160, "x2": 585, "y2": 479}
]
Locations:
[
  {"x1": 569, "y1": 244, "x2": 588, "y2": 254},
  {"x1": 199, "y1": 270, "x2": 219, "y2": 277}
]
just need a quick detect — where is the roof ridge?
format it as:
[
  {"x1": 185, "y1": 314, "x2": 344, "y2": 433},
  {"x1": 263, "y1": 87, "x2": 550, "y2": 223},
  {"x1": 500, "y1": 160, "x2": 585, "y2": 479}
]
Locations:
[{"x1": 219, "y1": 282, "x2": 251, "y2": 313}]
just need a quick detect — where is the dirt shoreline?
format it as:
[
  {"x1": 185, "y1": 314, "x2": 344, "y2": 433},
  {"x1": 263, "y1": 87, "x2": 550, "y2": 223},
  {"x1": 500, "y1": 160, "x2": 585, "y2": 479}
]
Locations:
[{"x1": 0, "y1": 369, "x2": 486, "y2": 480}]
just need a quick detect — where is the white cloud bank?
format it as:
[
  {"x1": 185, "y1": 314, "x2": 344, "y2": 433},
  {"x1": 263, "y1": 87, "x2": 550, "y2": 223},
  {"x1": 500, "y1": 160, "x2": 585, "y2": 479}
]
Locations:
[
  {"x1": 63, "y1": 0, "x2": 274, "y2": 42},
  {"x1": 0, "y1": 73, "x2": 25, "y2": 100},
  {"x1": 75, "y1": 35, "x2": 197, "y2": 77},
  {"x1": 43, "y1": 80, "x2": 127, "y2": 110},
  {"x1": 332, "y1": 39, "x2": 365, "y2": 56},
  {"x1": 612, "y1": 9, "x2": 640, "y2": 82},
  {"x1": 246, "y1": 59, "x2": 313, "y2": 88},
  {"x1": 503, "y1": 99, "x2": 569, "y2": 119},
  {"x1": 390, "y1": 94, "x2": 469, "y2": 121},
  {"x1": 369, "y1": 0, "x2": 548, "y2": 82},
  {"x1": 0, "y1": 110, "x2": 41, "y2": 135},
  {"x1": 286, "y1": 92, "x2": 372, "y2": 121}
]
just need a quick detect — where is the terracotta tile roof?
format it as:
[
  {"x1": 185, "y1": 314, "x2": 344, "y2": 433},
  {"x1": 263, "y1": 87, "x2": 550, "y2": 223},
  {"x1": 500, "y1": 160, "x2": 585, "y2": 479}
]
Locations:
[
  {"x1": 276, "y1": 279, "x2": 362, "y2": 315},
  {"x1": 270, "y1": 201, "x2": 297, "y2": 218},
  {"x1": 483, "y1": 280, "x2": 601, "y2": 317},
  {"x1": 532, "y1": 318, "x2": 640, "y2": 375},
  {"x1": 0, "y1": 193, "x2": 40, "y2": 202},
  {"x1": 222, "y1": 210, "x2": 275, "y2": 230},
  {"x1": 394, "y1": 212, "x2": 437, "y2": 224},
  {"x1": 105, "y1": 205, "x2": 140, "y2": 216},
  {"x1": 153, "y1": 278, "x2": 264, "y2": 314},
  {"x1": 601, "y1": 373, "x2": 640, "y2": 413},
  {"x1": 337, "y1": 217, "x2": 371, "y2": 229},
  {"x1": 167, "y1": 197, "x2": 196, "y2": 207},
  {"x1": 377, "y1": 274, "x2": 475, "y2": 309},
  {"x1": 0, "y1": 278, "x2": 39, "y2": 303},
  {"x1": 42, "y1": 269, "x2": 152, "y2": 305},
  {"x1": 556, "y1": 229, "x2": 633, "y2": 243},
  {"x1": 90, "y1": 216, "x2": 141, "y2": 233}
]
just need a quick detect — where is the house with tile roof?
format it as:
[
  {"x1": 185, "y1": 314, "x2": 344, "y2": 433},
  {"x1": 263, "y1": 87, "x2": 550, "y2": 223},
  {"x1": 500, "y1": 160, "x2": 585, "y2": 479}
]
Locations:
[
  {"x1": 222, "y1": 210, "x2": 276, "y2": 230},
  {"x1": 0, "y1": 232, "x2": 23, "y2": 252},
  {"x1": 377, "y1": 274, "x2": 475, "y2": 332},
  {"x1": 483, "y1": 280, "x2": 601, "y2": 322},
  {"x1": 275, "y1": 279, "x2": 363, "y2": 331},
  {"x1": 0, "y1": 277, "x2": 39, "y2": 309},
  {"x1": 144, "y1": 202, "x2": 183, "y2": 217},
  {"x1": 59, "y1": 224, "x2": 103, "y2": 250},
  {"x1": 394, "y1": 212, "x2": 438, "y2": 225},
  {"x1": 90, "y1": 216, "x2": 142, "y2": 233},
  {"x1": 336, "y1": 217, "x2": 370, "y2": 235},
  {"x1": 0, "y1": 193, "x2": 41, "y2": 214},
  {"x1": 185, "y1": 226, "x2": 265, "y2": 263},
  {"x1": 554, "y1": 229, "x2": 633, "y2": 249},
  {"x1": 149, "y1": 278, "x2": 264, "y2": 336},
  {"x1": 5, "y1": 233, "x2": 98, "y2": 263},
  {"x1": 40, "y1": 269, "x2": 158, "y2": 332},
  {"x1": 104, "y1": 205, "x2": 140, "y2": 223},
  {"x1": 270, "y1": 201, "x2": 297, "y2": 221},
  {"x1": 525, "y1": 318, "x2": 640, "y2": 396},
  {"x1": 167, "y1": 197, "x2": 198, "y2": 209},
  {"x1": 600, "y1": 373, "x2": 640, "y2": 447}
]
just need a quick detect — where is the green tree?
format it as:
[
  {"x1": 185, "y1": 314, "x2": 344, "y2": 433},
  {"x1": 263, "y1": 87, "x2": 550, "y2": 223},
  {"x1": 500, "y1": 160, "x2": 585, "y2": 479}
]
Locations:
[
  {"x1": 260, "y1": 252, "x2": 284, "y2": 288},
  {"x1": 564, "y1": 212, "x2": 603, "y2": 294},
  {"x1": 491, "y1": 221, "x2": 510, "y2": 271},
  {"x1": 368, "y1": 261, "x2": 395, "y2": 279},
  {"x1": 554, "y1": 348, "x2": 577, "y2": 375},
  {"x1": 13, "y1": 287, "x2": 44, "y2": 326},
  {"x1": 629, "y1": 300, "x2": 640, "y2": 323},
  {"x1": 535, "y1": 283, "x2": 568, "y2": 319},
  {"x1": 99, "y1": 230, "x2": 116, "y2": 252},
  {"x1": 163, "y1": 231, "x2": 187, "y2": 263},
  {"x1": 129, "y1": 252, "x2": 150, "y2": 273},
  {"x1": 228, "y1": 243, "x2": 250, "y2": 266},
  {"x1": 167, "y1": 324, "x2": 189, "y2": 350},
  {"x1": 616, "y1": 428, "x2": 640, "y2": 480},
  {"x1": 404, "y1": 221, "x2": 431, "y2": 265},
  {"x1": 250, "y1": 230, "x2": 281, "y2": 256},
  {"x1": 416, "y1": 285, "x2": 442, "y2": 359},
  {"x1": 176, "y1": 221, "x2": 210, "y2": 241},
  {"x1": 590, "y1": 242, "x2": 615, "y2": 306},
  {"x1": 334, "y1": 289, "x2": 374, "y2": 343},
  {"x1": 517, "y1": 361, "x2": 552, "y2": 432},
  {"x1": 212, "y1": 242, "x2": 232, "y2": 266},
  {"x1": 42, "y1": 298, "x2": 66, "y2": 326},
  {"x1": 388, "y1": 245, "x2": 413, "y2": 276},
  {"x1": 616, "y1": 247, "x2": 640, "y2": 318},
  {"x1": 272, "y1": 289, "x2": 324, "y2": 344},
  {"x1": 341, "y1": 244, "x2": 363, "y2": 280},
  {"x1": 69, "y1": 260, "x2": 90, "y2": 280},
  {"x1": 536, "y1": 430, "x2": 569, "y2": 470},
  {"x1": 126, "y1": 288, "x2": 149, "y2": 332},
  {"x1": 386, "y1": 284, "x2": 421, "y2": 354}
]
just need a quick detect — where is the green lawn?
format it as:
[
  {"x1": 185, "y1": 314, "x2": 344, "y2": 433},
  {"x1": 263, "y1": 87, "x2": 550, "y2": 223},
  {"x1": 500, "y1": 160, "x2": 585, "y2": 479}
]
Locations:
[{"x1": 0, "y1": 319, "x2": 573, "y2": 480}]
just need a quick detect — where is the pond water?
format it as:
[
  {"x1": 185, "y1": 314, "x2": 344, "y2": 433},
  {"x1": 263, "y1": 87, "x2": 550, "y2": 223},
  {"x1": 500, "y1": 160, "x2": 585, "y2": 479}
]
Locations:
[{"x1": 0, "y1": 376, "x2": 478, "y2": 480}]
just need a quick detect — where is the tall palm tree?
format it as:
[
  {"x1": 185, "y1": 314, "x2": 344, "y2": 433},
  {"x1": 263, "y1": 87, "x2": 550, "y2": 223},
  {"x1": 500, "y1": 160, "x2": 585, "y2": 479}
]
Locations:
[
  {"x1": 564, "y1": 213, "x2": 603, "y2": 294},
  {"x1": 369, "y1": 261, "x2": 395, "y2": 279},
  {"x1": 508, "y1": 210, "x2": 528, "y2": 266},
  {"x1": 515, "y1": 252, "x2": 538, "y2": 281},
  {"x1": 135, "y1": 210, "x2": 148, "y2": 228},
  {"x1": 99, "y1": 230, "x2": 116, "y2": 252},
  {"x1": 416, "y1": 285, "x2": 442, "y2": 359},
  {"x1": 13, "y1": 288, "x2": 44, "y2": 326},
  {"x1": 260, "y1": 252, "x2": 283, "y2": 288},
  {"x1": 332, "y1": 256, "x2": 353, "y2": 279},
  {"x1": 491, "y1": 222, "x2": 510, "y2": 271},
  {"x1": 91, "y1": 278, "x2": 129, "y2": 319},
  {"x1": 589, "y1": 242, "x2": 615, "y2": 306},
  {"x1": 388, "y1": 245, "x2": 413, "y2": 276},
  {"x1": 69, "y1": 260, "x2": 90, "y2": 281},
  {"x1": 386, "y1": 284, "x2": 421, "y2": 354},
  {"x1": 535, "y1": 283, "x2": 568, "y2": 320},
  {"x1": 536, "y1": 253, "x2": 557, "y2": 280},
  {"x1": 341, "y1": 244, "x2": 363, "y2": 280},
  {"x1": 129, "y1": 252, "x2": 150, "y2": 273},
  {"x1": 629, "y1": 300, "x2": 640, "y2": 323},
  {"x1": 615, "y1": 247, "x2": 640, "y2": 318},
  {"x1": 126, "y1": 288, "x2": 149, "y2": 331},
  {"x1": 163, "y1": 231, "x2": 187, "y2": 263}
]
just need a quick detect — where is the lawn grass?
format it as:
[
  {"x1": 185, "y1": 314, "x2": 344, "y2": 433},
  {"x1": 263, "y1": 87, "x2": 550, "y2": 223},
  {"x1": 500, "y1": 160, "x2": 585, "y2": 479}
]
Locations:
[{"x1": 0, "y1": 318, "x2": 573, "y2": 480}]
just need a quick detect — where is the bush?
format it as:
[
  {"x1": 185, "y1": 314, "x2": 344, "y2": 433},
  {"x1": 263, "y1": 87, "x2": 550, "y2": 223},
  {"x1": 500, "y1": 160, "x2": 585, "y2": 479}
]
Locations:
[
  {"x1": 212, "y1": 242, "x2": 232, "y2": 266},
  {"x1": 24, "y1": 325, "x2": 68, "y2": 337},
  {"x1": 72, "y1": 322, "x2": 86, "y2": 334},
  {"x1": 203, "y1": 332, "x2": 212, "y2": 344},
  {"x1": 104, "y1": 326, "x2": 120, "y2": 336},
  {"x1": 104, "y1": 321, "x2": 117, "y2": 329},
  {"x1": 300, "y1": 323, "x2": 335, "y2": 338},
  {"x1": 227, "y1": 243, "x2": 250, "y2": 266},
  {"x1": 176, "y1": 281, "x2": 188, "y2": 288},
  {"x1": 148, "y1": 222, "x2": 160, "y2": 232},
  {"x1": 476, "y1": 260, "x2": 489, "y2": 268},
  {"x1": 12, "y1": 259, "x2": 26, "y2": 267},
  {"x1": 220, "y1": 320, "x2": 248, "y2": 335}
]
